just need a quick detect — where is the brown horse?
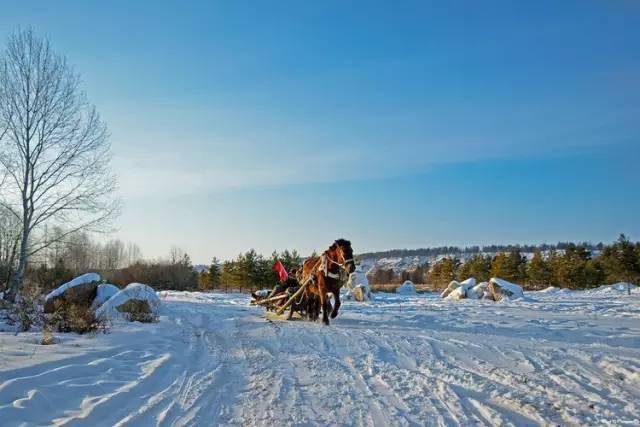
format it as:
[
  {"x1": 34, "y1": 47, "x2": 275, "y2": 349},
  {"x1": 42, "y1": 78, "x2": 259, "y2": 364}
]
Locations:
[{"x1": 299, "y1": 239, "x2": 355, "y2": 325}]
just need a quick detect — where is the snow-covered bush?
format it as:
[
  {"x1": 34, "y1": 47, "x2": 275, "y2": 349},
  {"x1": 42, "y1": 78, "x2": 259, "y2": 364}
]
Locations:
[
  {"x1": 95, "y1": 283, "x2": 160, "y2": 323},
  {"x1": 396, "y1": 281, "x2": 417, "y2": 295},
  {"x1": 48, "y1": 299, "x2": 104, "y2": 334}
]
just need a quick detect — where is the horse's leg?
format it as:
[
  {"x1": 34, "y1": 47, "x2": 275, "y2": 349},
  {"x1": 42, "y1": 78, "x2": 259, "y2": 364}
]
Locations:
[
  {"x1": 318, "y1": 280, "x2": 330, "y2": 325},
  {"x1": 331, "y1": 291, "x2": 341, "y2": 319}
]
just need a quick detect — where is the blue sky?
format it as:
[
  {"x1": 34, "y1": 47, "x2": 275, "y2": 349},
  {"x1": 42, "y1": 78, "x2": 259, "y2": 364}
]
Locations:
[{"x1": 2, "y1": 1, "x2": 639, "y2": 262}]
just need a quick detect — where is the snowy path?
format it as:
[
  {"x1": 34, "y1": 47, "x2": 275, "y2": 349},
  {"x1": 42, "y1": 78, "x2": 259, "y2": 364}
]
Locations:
[{"x1": 1, "y1": 289, "x2": 639, "y2": 426}]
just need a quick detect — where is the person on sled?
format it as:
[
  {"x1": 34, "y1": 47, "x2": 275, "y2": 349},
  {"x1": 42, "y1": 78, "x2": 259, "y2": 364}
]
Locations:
[{"x1": 269, "y1": 261, "x2": 299, "y2": 298}]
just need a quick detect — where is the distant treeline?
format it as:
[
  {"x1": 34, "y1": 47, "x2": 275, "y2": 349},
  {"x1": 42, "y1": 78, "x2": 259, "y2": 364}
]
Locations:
[
  {"x1": 197, "y1": 249, "x2": 302, "y2": 293},
  {"x1": 368, "y1": 235, "x2": 639, "y2": 290},
  {"x1": 358, "y1": 242, "x2": 602, "y2": 260}
]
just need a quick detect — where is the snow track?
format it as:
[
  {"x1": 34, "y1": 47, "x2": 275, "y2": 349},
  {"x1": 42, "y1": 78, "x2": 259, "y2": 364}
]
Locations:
[{"x1": 1, "y1": 289, "x2": 639, "y2": 426}]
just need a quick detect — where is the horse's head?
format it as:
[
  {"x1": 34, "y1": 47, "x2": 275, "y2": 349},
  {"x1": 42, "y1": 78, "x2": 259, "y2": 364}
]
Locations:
[{"x1": 331, "y1": 238, "x2": 356, "y2": 274}]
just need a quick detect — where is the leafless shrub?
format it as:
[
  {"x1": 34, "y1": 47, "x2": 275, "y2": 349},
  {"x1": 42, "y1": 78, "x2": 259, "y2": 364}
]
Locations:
[
  {"x1": 117, "y1": 299, "x2": 158, "y2": 323},
  {"x1": 3, "y1": 284, "x2": 44, "y2": 331},
  {"x1": 47, "y1": 298, "x2": 107, "y2": 334},
  {"x1": 40, "y1": 325, "x2": 56, "y2": 345}
]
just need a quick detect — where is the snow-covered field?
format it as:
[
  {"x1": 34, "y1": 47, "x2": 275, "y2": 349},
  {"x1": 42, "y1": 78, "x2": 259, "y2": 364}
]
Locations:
[{"x1": 1, "y1": 287, "x2": 639, "y2": 426}]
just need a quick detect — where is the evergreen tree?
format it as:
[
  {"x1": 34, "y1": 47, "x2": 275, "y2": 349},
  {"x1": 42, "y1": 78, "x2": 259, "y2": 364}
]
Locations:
[
  {"x1": 491, "y1": 250, "x2": 526, "y2": 283},
  {"x1": 602, "y1": 234, "x2": 640, "y2": 295},
  {"x1": 551, "y1": 244, "x2": 592, "y2": 289},
  {"x1": 457, "y1": 254, "x2": 491, "y2": 282},
  {"x1": 428, "y1": 257, "x2": 460, "y2": 287},
  {"x1": 526, "y1": 251, "x2": 552, "y2": 289},
  {"x1": 209, "y1": 257, "x2": 221, "y2": 289}
]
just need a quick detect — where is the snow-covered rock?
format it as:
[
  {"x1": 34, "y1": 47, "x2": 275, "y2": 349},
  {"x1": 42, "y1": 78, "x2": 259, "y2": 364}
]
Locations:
[
  {"x1": 350, "y1": 284, "x2": 372, "y2": 302},
  {"x1": 343, "y1": 273, "x2": 372, "y2": 301},
  {"x1": 488, "y1": 278, "x2": 525, "y2": 301},
  {"x1": 468, "y1": 282, "x2": 489, "y2": 299},
  {"x1": 396, "y1": 281, "x2": 417, "y2": 295},
  {"x1": 444, "y1": 278, "x2": 477, "y2": 301},
  {"x1": 440, "y1": 280, "x2": 460, "y2": 299},
  {"x1": 94, "y1": 283, "x2": 160, "y2": 322},
  {"x1": 90, "y1": 284, "x2": 120, "y2": 311},
  {"x1": 44, "y1": 273, "x2": 101, "y2": 313}
]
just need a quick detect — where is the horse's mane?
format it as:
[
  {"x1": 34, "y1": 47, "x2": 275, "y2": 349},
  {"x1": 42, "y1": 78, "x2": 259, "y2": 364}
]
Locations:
[{"x1": 331, "y1": 239, "x2": 353, "y2": 257}]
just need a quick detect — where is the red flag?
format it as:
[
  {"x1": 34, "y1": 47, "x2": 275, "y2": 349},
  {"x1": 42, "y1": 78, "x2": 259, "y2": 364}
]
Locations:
[{"x1": 273, "y1": 260, "x2": 288, "y2": 282}]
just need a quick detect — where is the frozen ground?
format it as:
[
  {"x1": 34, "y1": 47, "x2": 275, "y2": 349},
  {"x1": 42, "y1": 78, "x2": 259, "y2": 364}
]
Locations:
[{"x1": 1, "y1": 287, "x2": 639, "y2": 426}]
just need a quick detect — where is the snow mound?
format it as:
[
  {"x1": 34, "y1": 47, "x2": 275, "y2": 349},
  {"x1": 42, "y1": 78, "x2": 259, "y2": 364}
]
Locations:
[
  {"x1": 588, "y1": 282, "x2": 638, "y2": 294},
  {"x1": 90, "y1": 284, "x2": 120, "y2": 311},
  {"x1": 396, "y1": 281, "x2": 417, "y2": 295},
  {"x1": 45, "y1": 273, "x2": 101, "y2": 302},
  {"x1": 488, "y1": 278, "x2": 525, "y2": 301},
  {"x1": 94, "y1": 283, "x2": 160, "y2": 322},
  {"x1": 540, "y1": 286, "x2": 572, "y2": 296}
]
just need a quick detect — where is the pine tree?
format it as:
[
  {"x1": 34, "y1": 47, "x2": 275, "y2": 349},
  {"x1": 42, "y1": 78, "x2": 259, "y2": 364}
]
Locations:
[
  {"x1": 457, "y1": 254, "x2": 491, "y2": 282},
  {"x1": 208, "y1": 257, "x2": 221, "y2": 290},
  {"x1": 491, "y1": 250, "x2": 525, "y2": 283},
  {"x1": 526, "y1": 251, "x2": 552, "y2": 289},
  {"x1": 551, "y1": 244, "x2": 592, "y2": 289},
  {"x1": 610, "y1": 234, "x2": 639, "y2": 295},
  {"x1": 428, "y1": 257, "x2": 460, "y2": 287}
]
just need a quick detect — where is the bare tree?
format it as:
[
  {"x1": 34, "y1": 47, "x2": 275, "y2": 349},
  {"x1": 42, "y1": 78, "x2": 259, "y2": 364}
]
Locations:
[
  {"x1": 102, "y1": 239, "x2": 125, "y2": 269},
  {"x1": 0, "y1": 205, "x2": 21, "y2": 289},
  {"x1": 0, "y1": 29, "x2": 119, "y2": 302},
  {"x1": 125, "y1": 242, "x2": 142, "y2": 266}
]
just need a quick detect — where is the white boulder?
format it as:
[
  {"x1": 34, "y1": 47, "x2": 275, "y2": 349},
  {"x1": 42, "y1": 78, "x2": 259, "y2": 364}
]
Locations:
[
  {"x1": 488, "y1": 278, "x2": 525, "y2": 301},
  {"x1": 444, "y1": 278, "x2": 477, "y2": 300},
  {"x1": 44, "y1": 273, "x2": 101, "y2": 313},
  {"x1": 94, "y1": 283, "x2": 160, "y2": 322},
  {"x1": 468, "y1": 282, "x2": 490, "y2": 299},
  {"x1": 90, "y1": 283, "x2": 120, "y2": 311},
  {"x1": 350, "y1": 284, "x2": 372, "y2": 302},
  {"x1": 440, "y1": 280, "x2": 460, "y2": 299}
]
